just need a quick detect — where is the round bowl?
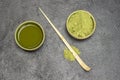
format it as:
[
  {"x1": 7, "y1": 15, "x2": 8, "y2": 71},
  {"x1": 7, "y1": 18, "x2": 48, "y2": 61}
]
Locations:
[
  {"x1": 15, "y1": 21, "x2": 45, "y2": 51},
  {"x1": 66, "y1": 10, "x2": 96, "y2": 39}
]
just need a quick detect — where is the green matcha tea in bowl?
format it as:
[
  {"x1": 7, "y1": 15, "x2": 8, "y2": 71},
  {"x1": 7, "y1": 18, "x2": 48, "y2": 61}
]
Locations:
[
  {"x1": 66, "y1": 10, "x2": 96, "y2": 39},
  {"x1": 15, "y1": 21, "x2": 45, "y2": 51}
]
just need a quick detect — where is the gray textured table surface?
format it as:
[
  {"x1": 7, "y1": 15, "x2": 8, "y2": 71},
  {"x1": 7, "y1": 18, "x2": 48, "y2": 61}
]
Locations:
[{"x1": 0, "y1": 0, "x2": 120, "y2": 80}]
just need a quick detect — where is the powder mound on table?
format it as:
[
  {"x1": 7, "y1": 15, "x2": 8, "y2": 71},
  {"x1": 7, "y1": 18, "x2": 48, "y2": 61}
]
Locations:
[{"x1": 64, "y1": 46, "x2": 80, "y2": 61}]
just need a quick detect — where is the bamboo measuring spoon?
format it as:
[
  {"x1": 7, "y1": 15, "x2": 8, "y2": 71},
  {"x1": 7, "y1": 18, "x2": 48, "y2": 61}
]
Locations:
[{"x1": 39, "y1": 7, "x2": 91, "y2": 71}]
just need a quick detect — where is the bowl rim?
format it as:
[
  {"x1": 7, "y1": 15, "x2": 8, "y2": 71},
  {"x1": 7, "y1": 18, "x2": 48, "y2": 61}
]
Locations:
[
  {"x1": 66, "y1": 10, "x2": 96, "y2": 39},
  {"x1": 15, "y1": 20, "x2": 45, "y2": 51}
]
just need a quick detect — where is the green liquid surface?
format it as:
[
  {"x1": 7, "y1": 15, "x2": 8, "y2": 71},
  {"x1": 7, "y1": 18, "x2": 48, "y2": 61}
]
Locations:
[{"x1": 16, "y1": 23, "x2": 44, "y2": 49}]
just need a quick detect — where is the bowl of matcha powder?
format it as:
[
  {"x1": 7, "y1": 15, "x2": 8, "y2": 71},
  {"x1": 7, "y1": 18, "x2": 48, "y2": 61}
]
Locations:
[{"x1": 66, "y1": 10, "x2": 96, "y2": 39}]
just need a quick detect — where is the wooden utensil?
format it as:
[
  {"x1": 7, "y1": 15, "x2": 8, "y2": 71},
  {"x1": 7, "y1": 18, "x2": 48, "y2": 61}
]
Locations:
[{"x1": 39, "y1": 7, "x2": 91, "y2": 71}]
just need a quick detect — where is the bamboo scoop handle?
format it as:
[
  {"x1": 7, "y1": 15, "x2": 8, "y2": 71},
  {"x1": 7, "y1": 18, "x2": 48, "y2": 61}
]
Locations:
[{"x1": 39, "y1": 7, "x2": 91, "y2": 71}]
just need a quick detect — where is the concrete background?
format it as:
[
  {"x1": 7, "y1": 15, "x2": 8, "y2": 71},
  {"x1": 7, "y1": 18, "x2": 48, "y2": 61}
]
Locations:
[{"x1": 0, "y1": 0, "x2": 120, "y2": 80}]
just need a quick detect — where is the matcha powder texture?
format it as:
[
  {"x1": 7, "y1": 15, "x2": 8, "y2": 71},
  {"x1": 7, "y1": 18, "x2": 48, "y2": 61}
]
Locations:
[
  {"x1": 67, "y1": 10, "x2": 95, "y2": 39},
  {"x1": 64, "y1": 46, "x2": 80, "y2": 61}
]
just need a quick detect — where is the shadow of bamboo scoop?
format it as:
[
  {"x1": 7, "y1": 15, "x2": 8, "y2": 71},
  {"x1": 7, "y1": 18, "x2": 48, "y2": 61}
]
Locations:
[{"x1": 39, "y1": 7, "x2": 91, "y2": 71}]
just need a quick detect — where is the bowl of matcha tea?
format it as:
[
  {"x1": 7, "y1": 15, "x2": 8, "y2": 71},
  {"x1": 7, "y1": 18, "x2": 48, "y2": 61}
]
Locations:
[
  {"x1": 15, "y1": 21, "x2": 45, "y2": 51},
  {"x1": 66, "y1": 10, "x2": 96, "y2": 39}
]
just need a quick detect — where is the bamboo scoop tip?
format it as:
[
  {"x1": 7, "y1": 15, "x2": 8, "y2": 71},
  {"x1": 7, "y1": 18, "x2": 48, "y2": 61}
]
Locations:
[
  {"x1": 39, "y1": 7, "x2": 43, "y2": 12},
  {"x1": 85, "y1": 67, "x2": 91, "y2": 72},
  {"x1": 39, "y1": 7, "x2": 41, "y2": 10}
]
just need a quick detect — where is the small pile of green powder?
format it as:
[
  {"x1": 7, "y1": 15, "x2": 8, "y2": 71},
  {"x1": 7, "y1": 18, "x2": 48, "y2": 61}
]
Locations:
[
  {"x1": 64, "y1": 46, "x2": 80, "y2": 61},
  {"x1": 67, "y1": 10, "x2": 94, "y2": 38}
]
